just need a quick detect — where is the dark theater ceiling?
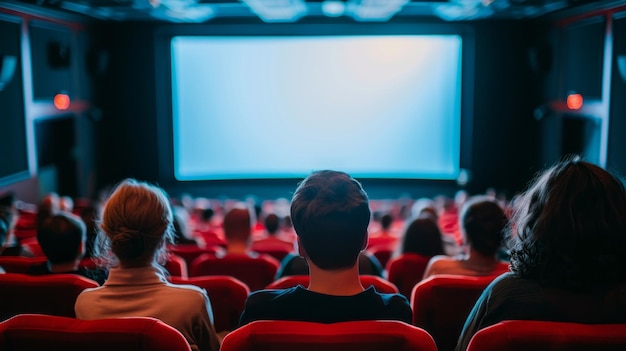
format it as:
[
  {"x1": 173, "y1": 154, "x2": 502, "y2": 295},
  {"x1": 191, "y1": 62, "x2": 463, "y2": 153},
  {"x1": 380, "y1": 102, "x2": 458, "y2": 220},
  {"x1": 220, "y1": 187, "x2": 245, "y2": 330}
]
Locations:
[{"x1": 2, "y1": 0, "x2": 619, "y2": 22}]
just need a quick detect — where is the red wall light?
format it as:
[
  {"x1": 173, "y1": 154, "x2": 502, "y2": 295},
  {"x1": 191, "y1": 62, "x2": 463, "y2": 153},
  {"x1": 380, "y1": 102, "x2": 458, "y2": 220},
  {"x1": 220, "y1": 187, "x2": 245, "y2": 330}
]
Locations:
[
  {"x1": 54, "y1": 93, "x2": 71, "y2": 110},
  {"x1": 567, "y1": 93, "x2": 583, "y2": 110}
]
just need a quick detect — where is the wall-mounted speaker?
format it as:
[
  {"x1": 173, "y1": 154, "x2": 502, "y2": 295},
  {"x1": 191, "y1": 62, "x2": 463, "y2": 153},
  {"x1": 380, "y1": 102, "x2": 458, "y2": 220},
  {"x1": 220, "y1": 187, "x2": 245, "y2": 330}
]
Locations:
[
  {"x1": 47, "y1": 41, "x2": 71, "y2": 68},
  {"x1": 0, "y1": 55, "x2": 17, "y2": 91}
]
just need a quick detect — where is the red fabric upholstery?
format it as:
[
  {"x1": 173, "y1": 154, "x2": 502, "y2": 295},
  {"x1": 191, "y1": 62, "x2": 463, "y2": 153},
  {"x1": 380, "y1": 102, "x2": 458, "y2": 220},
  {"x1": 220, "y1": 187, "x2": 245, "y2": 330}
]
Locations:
[
  {"x1": 170, "y1": 276, "x2": 250, "y2": 333},
  {"x1": 411, "y1": 274, "x2": 500, "y2": 351},
  {"x1": 165, "y1": 253, "x2": 188, "y2": 278},
  {"x1": 167, "y1": 244, "x2": 219, "y2": 268},
  {"x1": 386, "y1": 253, "x2": 431, "y2": 298},
  {"x1": 0, "y1": 256, "x2": 48, "y2": 273},
  {"x1": 266, "y1": 275, "x2": 400, "y2": 294},
  {"x1": 467, "y1": 320, "x2": 626, "y2": 351},
  {"x1": 221, "y1": 320, "x2": 437, "y2": 351},
  {"x1": 0, "y1": 314, "x2": 191, "y2": 351},
  {"x1": 250, "y1": 247, "x2": 292, "y2": 262},
  {"x1": 190, "y1": 253, "x2": 279, "y2": 291},
  {"x1": 18, "y1": 237, "x2": 45, "y2": 257},
  {"x1": 0, "y1": 273, "x2": 99, "y2": 321},
  {"x1": 367, "y1": 244, "x2": 395, "y2": 269}
]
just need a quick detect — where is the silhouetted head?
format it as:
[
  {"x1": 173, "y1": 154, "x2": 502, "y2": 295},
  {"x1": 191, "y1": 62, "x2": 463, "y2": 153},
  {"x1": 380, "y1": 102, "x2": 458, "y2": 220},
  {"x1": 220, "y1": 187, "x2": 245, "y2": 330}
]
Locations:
[
  {"x1": 381, "y1": 213, "x2": 393, "y2": 230},
  {"x1": 290, "y1": 170, "x2": 370, "y2": 270},
  {"x1": 38, "y1": 212, "x2": 86, "y2": 264},
  {"x1": 223, "y1": 206, "x2": 252, "y2": 245},
  {"x1": 399, "y1": 216, "x2": 445, "y2": 257},
  {"x1": 100, "y1": 179, "x2": 174, "y2": 267},
  {"x1": 509, "y1": 157, "x2": 626, "y2": 292},
  {"x1": 460, "y1": 196, "x2": 506, "y2": 257},
  {"x1": 264, "y1": 213, "x2": 280, "y2": 235}
]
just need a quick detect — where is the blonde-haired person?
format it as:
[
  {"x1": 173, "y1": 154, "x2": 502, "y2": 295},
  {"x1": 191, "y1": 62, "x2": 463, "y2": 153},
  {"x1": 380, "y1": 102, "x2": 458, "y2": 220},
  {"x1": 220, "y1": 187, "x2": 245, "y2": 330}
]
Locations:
[{"x1": 74, "y1": 179, "x2": 220, "y2": 351}]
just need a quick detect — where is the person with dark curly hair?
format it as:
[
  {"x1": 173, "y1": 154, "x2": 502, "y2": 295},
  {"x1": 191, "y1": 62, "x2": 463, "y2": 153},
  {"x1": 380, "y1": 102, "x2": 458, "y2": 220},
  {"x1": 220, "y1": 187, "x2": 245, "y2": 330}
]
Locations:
[
  {"x1": 456, "y1": 157, "x2": 626, "y2": 351},
  {"x1": 423, "y1": 196, "x2": 509, "y2": 279}
]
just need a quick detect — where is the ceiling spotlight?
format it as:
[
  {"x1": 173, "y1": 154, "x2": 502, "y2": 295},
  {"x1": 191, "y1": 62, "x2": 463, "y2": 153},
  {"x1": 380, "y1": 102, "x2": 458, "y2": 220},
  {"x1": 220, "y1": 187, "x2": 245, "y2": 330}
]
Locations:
[
  {"x1": 241, "y1": 0, "x2": 308, "y2": 22},
  {"x1": 346, "y1": 0, "x2": 409, "y2": 21},
  {"x1": 322, "y1": 1, "x2": 346, "y2": 17}
]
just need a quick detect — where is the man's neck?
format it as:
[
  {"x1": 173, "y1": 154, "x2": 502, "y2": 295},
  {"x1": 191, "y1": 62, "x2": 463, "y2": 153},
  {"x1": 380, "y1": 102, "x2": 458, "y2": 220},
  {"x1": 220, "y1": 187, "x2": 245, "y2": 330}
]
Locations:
[{"x1": 307, "y1": 262, "x2": 364, "y2": 296}]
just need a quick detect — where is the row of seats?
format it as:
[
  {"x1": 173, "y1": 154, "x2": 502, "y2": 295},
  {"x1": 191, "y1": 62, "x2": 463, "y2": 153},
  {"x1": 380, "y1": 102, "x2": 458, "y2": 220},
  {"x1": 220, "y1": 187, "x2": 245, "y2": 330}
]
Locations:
[
  {"x1": 0, "y1": 270, "x2": 498, "y2": 347},
  {"x1": 2, "y1": 313, "x2": 626, "y2": 351}
]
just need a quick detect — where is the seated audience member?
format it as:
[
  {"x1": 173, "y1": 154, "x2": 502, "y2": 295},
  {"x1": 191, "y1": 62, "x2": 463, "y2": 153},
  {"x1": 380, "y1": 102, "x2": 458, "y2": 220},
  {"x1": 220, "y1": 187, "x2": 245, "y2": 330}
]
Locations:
[
  {"x1": 192, "y1": 208, "x2": 226, "y2": 248},
  {"x1": 0, "y1": 192, "x2": 32, "y2": 257},
  {"x1": 455, "y1": 158, "x2": 626, "y2": 351},
  {"x1": 423, "y1": 196, "x2": 509, "y2": 279},
  {"x1": 368, "y1": 213, "x2": 399, "y2": 249},
  {"x1": 394, "y1": 216, "x2": 446, "y2": 259},
  {"x1": 74, "y1": 179, "x2": 220, "y2": 351},
  {"x1": 222, "y1": 206, "x2": 255, "y2": 256},
  {"x1": 239, "y1": 170, "x2": 412, "y2": 326},
  {"x1": 251, "y1": 213, "x2": 295, "y2": 254},
  {"x1": 172, "y1": 206, "x2": 198, "y2": 246},
  {"x1": 27, "y1": 212, "x2": 107, "y2": 285},
  {"x1": 36, "y1": 193, "x2": 60, "y2": 231}
]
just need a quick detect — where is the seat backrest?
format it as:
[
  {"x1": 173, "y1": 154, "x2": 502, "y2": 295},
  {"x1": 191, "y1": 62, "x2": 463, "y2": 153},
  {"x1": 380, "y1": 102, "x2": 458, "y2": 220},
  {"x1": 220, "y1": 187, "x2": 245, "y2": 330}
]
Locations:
[
  {"x1": 165, "y1": 253, "x2": 188, "y2": 278},
  {"x1": 266, "y1": 275, "x2": 399, "y2": 294},
  {"x1": 367, "y1": 245, "x2": 395, "y2": 269},
  {"x1": 0, "y1": 256, "x2": 48, "y2": 273},
  {"x1": 221, "y1": 320, "x2": 437, "y2": 351},
  {"x1": 386, "y1": 253, "x2": 431, "y2": 298},
  {"x1": 167, "y1": 244, "x2": 219, "y2": 268},
  {"x1": 0, "y1": 314, "x2": 191, "y2": 351},
  {"x1": 0, "y1": 273, "x2": 99, "y2": 321},
  {"x1": 190, "y1": 253, "x2": 279, "y2": 291},
  {"x1": 467, "y1": 320, "x2": 626, "y2": 351},
  {"x1": 251, "y1": 247, "x2": 292, "y2": 262},
  {"x1": 411, "y1": 274, "x2": 499, "y2": 351},
  {"x1": 170, "y1": 275, "x2": 250, "y2": 333}
]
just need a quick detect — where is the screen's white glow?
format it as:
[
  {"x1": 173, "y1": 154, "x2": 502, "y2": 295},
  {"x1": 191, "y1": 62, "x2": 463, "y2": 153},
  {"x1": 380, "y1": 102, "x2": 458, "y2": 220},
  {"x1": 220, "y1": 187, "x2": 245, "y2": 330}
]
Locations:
[{"x1": 171, "y1": 35, "x2": 462, "y2": 180}]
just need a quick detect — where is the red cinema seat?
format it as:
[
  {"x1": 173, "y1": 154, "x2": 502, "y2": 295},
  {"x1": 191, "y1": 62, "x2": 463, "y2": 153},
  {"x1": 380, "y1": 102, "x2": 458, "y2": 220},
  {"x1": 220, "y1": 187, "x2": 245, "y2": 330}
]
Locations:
[
  {"x1": 170, "y1": 275, "x2": 250, "y2": 333},
  {"x1": 0, "y1": 273, "x2": 99, "y2": 321},
  {"x1": 411, "y1": 274, "x2": 501, "y2": 351},
  {"x1": 266, "y1": 275, "x2": 399, "y2": 294},
  {"x1": 467, "y1": 320, "x2": 626, "y2": 351},
  {"x1": 0, "y1": 256, "x2": 47, "y2": 273},
  {"x1": 220, "y1": 320, "x2": 437, "y2": 351},
  {"x1": 386, "y1": 253, "x2": 431, "y2": 298},
  {"x1": 190, "y1": 253, "x2": 279, "y2": 291},
  {"x1": 167, "y1": 244, "x2": 219, "y2": 268},
  {"x1": 165, "y1": 253, "x2": 188, "y2": 278},
  {"x1": 0, "y1": 314, "x2": 191, "y2": 351},
  {"x1": 367, "y1": 244, "x2": 395, "y2": 269}
]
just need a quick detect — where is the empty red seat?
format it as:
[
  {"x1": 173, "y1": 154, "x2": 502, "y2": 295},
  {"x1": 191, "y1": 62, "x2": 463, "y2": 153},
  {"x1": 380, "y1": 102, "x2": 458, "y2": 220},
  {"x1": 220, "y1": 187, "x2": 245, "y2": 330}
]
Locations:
[{"x1": 167, "y1": 244, "x2": 219, "y2": 268}]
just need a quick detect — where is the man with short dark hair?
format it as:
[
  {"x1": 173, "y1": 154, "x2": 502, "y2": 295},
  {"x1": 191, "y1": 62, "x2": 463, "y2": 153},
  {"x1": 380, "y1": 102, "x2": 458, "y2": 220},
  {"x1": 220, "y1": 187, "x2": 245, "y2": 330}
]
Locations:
[
  {"x1": 27, "y1": 212, "x2": 107, "y2": 284},
  {"x1": 239, "y1": 170, "x2": 411, "y2": 325}
]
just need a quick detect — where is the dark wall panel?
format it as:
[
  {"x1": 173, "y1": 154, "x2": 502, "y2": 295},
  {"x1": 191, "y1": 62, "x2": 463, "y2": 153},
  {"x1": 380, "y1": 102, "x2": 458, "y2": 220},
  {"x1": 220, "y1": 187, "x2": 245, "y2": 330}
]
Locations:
[
  {"x1": 30, "y1": 20, "x2": 73, "y2": 100},
  {"x1": 0, "y1": 14, "x2": 28, "y2": 182},
  {"x1": 561, "y1": 16, "x2": 606, "y2": 100}
]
